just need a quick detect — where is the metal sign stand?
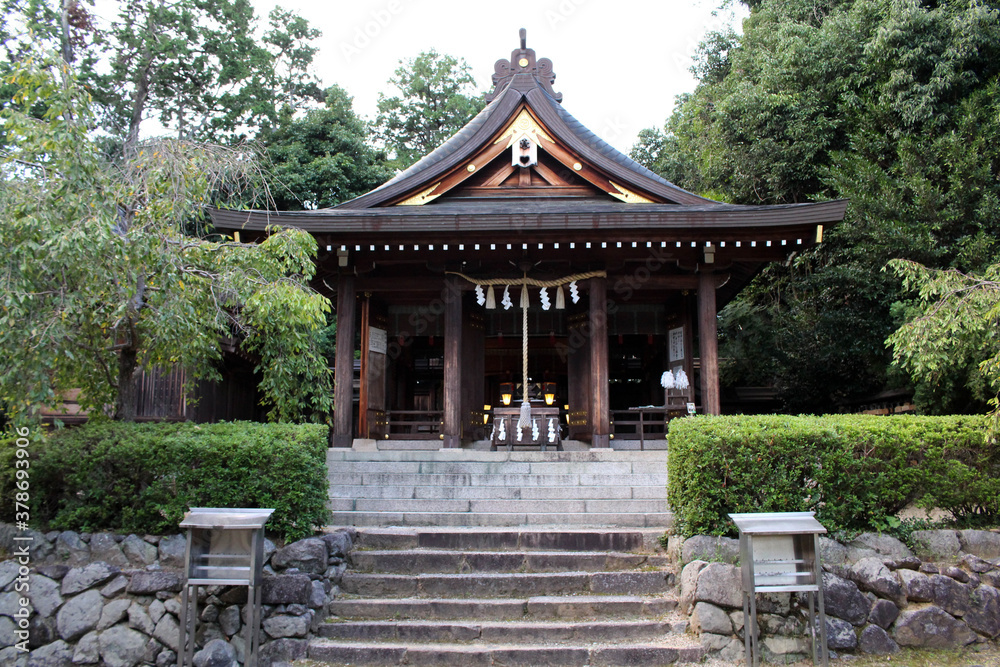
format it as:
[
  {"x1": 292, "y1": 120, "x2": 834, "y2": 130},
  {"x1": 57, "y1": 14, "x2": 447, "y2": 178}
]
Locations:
[
  {"x1": 177, "y1": 507, "x2": 274, "y2": 667},
  {"x1": 729, "y1": 511, "x2": 829, "y2": 667}
]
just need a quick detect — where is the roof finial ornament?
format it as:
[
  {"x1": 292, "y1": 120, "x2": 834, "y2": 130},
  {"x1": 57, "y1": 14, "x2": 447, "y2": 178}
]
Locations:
[{"x1": 485, "y1": 28, "x2": 563, "y2": 104}]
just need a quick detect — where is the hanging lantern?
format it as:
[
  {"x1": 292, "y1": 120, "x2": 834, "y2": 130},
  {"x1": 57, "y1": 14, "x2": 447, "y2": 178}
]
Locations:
[
  {"x1": 556, "y1": 285, "x2": 566, "y2": 309},
  {"x1": 486, "y1": 285, "x2": 496, "y2": 309},
  {"x1": 499, "y1": 382, "x2": 513, "y2": 406},
  {"x1": 483, "y1": 404, "x2": 491, "y2": 425},
  {"x1": 543, "y1": 382, "x2": 557, "y2": 406}
]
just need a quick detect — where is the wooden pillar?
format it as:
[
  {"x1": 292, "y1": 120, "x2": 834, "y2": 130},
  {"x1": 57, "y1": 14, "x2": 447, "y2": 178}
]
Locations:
[
  {"x1": 698, "y1": 269, "x2": 721, "y2": 415},
  {"x1": 442, "y1": 276, "x2": 463, "y2": 448},
  {"x1": 462, "y1": 310, "x2": 486, "y2": 440},
  {"x1": 358, "y1": 296, "x2": 371, "y2": 437},
  {"x1": 566, "y1": 321, "x2": 591, "y2": 441},
  {"x1": 333, "y1": 274, "x2": 356, "y2": 447},
  {"x1": 589, "y1": 277, "x2": 611, "y2": 448}
]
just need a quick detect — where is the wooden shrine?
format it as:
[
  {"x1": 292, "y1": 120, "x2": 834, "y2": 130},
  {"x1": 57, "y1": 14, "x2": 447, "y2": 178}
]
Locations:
[{"x1": 212, "y1": 30, "x2": 847, "y2": 448}]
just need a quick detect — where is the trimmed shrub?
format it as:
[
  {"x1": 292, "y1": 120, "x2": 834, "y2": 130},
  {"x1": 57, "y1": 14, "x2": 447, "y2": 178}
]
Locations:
[
  {"x1": 1, "y1": 421, "x2": 329, "y2": 542},
  {"x1": 667, "y1": 414, "x2": 998, "y2": 537}
]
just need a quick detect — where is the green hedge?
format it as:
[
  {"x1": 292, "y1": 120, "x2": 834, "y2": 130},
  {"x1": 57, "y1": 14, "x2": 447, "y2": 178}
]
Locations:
[
  {"x1": 667, "y1": 414, "x2": 999, "y2": 537},
  {"x1": 1, "y1": 421, "x2": 329, "y2": 542}
]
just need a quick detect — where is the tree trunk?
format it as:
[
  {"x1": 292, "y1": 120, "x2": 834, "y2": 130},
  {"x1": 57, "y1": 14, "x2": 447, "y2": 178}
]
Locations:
[{"x1": 115, "y1": 345, "x2": 139, "y2": 421}]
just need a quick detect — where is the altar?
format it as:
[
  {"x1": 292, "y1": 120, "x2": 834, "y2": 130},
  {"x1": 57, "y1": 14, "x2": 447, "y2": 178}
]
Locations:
[{"x1": 491, "y1": 405, "x2": 562, "y2": 451}]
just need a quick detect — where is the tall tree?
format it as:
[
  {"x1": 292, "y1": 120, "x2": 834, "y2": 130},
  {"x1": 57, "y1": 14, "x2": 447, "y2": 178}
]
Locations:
[
  {"x1": 260, "y1": 85, "x2": 393, "y2": 210},
  {"x1": 0, "y1": 51, "x2": 333, "y2": 423},
  {"x1": 1, "y1": 0, "x2": 322, "y2": 146},
  {"x1": 632, "y1": 0, "x2": 1000, "y2": 414},
  {"x1": 374, "y1": 49, "x2": 485, "y2": 170}
]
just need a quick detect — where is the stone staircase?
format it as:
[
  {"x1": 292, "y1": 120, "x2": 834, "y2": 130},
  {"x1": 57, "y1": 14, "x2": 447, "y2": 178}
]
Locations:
[
  {"x1": 326, "y1": 449, "x2": 672, "y2": 528},
  {"x1": 306, "y1": 528, "x2": 705, "y2": 666}
]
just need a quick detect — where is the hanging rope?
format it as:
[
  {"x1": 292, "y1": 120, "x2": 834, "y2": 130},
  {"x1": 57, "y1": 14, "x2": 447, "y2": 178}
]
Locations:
[
  {"x1": 446, "y1": 269, "x2": 608, "y2": 434},
  {"x1": 518, "y1": 283, "x2": 531, "y2": 429},
  {"x1": 446, "y1": 270, "x2": 606, "y2": 288}
]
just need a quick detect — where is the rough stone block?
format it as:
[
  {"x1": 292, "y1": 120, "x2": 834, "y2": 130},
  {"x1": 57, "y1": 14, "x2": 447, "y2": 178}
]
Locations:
[
  {"x1": 893, "y1": 606, "x2": 977, "y2": 648},
  {"x1": 959, "y1": 530, "x2": 1000, "y2": 560},
  {"x1": 695, "y1": 562, "x2": 742, "y2": 609},
  {"x1": 55, "y1": 589, "x2": 102, "y2": 641},
  {"x1": 261, "y1": 574, "x2": 312, "y2": 605},
  {"x1": 868, "y1": 598, "x2": 900, "y2": 629},
  {"x1": 126, "y1": 572, "x2": 180, "y2": 595},
  {"x1": 692, "y1": 601, "x2": 733, "y2": 635},
  {"x1": 860, "y1": 624, "x2": 900, "y2": 654}
]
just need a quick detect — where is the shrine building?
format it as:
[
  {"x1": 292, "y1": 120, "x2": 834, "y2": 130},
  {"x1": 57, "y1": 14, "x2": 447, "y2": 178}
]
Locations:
[{"x1": 211, "y1": 31, "x2": 847, "y2": 449}]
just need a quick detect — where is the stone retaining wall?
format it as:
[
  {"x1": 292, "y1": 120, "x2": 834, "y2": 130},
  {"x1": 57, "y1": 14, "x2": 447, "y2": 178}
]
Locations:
[
  {"x1": 672, "y1": 529, "x2": 1000, "y2": 663},
  {"x1": 0, "y1": 524, "x2": 355, "y2": 666}
]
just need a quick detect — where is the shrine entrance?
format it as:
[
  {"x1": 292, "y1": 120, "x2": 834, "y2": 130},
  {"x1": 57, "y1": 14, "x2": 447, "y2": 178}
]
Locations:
[{"x1": 210, "y1": 30, "x2": 846, "y2": 449}]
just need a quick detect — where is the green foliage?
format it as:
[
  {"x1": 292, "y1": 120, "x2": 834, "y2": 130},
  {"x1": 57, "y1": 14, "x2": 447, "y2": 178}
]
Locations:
[
  {"x1": 374, "y1": 49, "x2": 485, "y2": 170},
  {"x1": 632, "y1": 0, "x2": 1000, "y2": 413},
  {"x1": 260, "y1": 85, "x2": 392, "y2": 210},
  {"x1": 667, "y1": 414, "x2": 998, "y2": 538},
  {"x1": 0, "y1": 422, "x2": 330, "y2": 542},
  {"x1": 0, "y1": 51, "x2": 333, "y2": 423},
  {"x1": 1, "y1": 0, "x2": 322, "y2": 145},
  {"x1": 886, "y1": 260, "x2": 1000, "y2": 439}
]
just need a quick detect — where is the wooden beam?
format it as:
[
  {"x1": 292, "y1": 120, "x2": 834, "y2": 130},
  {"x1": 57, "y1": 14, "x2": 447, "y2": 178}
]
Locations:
[
  {"x1": 443, "y1": 276, "x2": 463, "y2": 448},
  {"x1": 333, "y1": 274, "x2": 356, "y2": 447},
  {"x1": 590, "y1": 276, "x2": 611, "y2": 447},
  {"x1": 698, "y1": 270, "x2": 721, "y2": 415}
]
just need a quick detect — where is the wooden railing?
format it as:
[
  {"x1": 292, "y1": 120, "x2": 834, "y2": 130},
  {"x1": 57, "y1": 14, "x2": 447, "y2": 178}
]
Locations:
[{"x1": 383, "y1": 410, "x2": 443, "y2": 439}]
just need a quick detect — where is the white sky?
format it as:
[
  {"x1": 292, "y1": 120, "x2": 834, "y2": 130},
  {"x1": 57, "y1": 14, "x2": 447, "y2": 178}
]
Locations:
[{"x1": 90, "y1": 0, "x2": 748, "y2": 153}]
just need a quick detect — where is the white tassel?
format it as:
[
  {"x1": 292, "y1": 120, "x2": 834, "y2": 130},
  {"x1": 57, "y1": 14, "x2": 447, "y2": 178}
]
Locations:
[
  {"x1": 502, "y1": 285, "x2": 513, "y2": 310},
  {"x1": 520, "y1": 285, "x2": 529, "y2": 309},
  {"x1": 675, "y1": 369, "x2": 690, "y2": 390},
  {"x1": 661, "y1": 371, "x2": 674, "y2": 389},
  {"x1": 556, "y1": 285, "x2": 565, "y2": 309},
  {"x1": 539, "y1": 287, "x2": 550, "y2": 310},
  {"x1": 486, "y1": 285, "x2": 496, "y2": 309},
  {"x1": 475, "y1": 284, "x2": 485, "y2": 306},
  {"x1": 569, "y1": 280, "x2": 580, "y2": 304},
  {"x1": 518, "y1": 399, "x2": 531, "y2": 430}
]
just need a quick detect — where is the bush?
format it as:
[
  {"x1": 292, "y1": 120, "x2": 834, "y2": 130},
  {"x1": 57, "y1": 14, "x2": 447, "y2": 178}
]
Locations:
[
  {"x1": 667, "y1": 414, "x2": 998, "y2": 537},
  {"x1": 1, "y1": 421, "x2": 329, "y2": 542}
]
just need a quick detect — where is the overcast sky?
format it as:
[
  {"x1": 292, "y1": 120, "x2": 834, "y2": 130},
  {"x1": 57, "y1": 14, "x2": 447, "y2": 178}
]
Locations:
[{"x1": 257, "y1": 0, "x2": 748, "y2": 153}]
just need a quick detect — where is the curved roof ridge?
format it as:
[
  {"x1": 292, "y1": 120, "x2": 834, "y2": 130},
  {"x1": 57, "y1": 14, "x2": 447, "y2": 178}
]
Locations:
[{"x1": 335, "y1": 84, "x2": 518, "y2": 209}]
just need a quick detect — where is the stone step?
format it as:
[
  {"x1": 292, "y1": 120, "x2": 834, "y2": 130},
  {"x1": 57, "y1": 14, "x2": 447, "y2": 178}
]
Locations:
[
  {"x1": 327, "y1": 472, "x2": 668, "y2": 487},
  {"x1": 339, "y1": 570, "x2": 673, "y2": 598},
  {"x1": 315, "y1": 619, "x2": 688, "y2": 644},
  {"x1": 329, "y1": 461, "x2": 651, "y2": 475},
  {"x1": 349, "y1": 549, "x2": 669, "y2": 573},
  {"x1": 326, "y1": 450, "x2": 670, "y2": 463},
  {"x1": 353, "y1": 528, "x2": 665, "y2": 552},
  {"x1": 327, "y1": 595, "x2": 678, "y2": 621},
  {"x1": 328, "y1": 511, "x2": 674, "y2": 528},
  {"x1": 307, "y1": 640, "x2": 705, "y2": 667},
  {"x1": 330, "y1": 498, "x2": 666, "y2": 514},
  {"x1": 328, "y1": 484, "x2": 667, "y2": 500}
]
